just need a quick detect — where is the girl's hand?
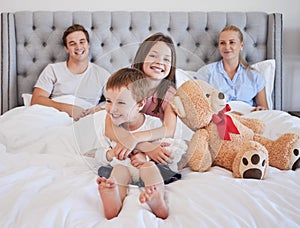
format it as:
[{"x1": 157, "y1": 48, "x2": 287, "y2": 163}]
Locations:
[
  {"x1": 114, "y1": 133, "x2": 138, "y2": 154},
  {"x1": 147, "y1": 143, "x2": 172, "y2": 164}
]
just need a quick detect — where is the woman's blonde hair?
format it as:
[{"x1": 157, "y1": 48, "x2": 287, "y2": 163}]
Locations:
[{"x1": 220, "y1": 25, "x2": 251, "y2": 70}]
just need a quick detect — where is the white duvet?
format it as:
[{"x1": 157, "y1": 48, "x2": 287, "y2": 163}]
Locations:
[{"x1": 0, "y1": 99, "x2": 300, "y2": 228}]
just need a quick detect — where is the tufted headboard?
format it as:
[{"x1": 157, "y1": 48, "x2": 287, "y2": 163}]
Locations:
[{"x1": 1, "y1": 11, "x2": 282, "y2": 114}]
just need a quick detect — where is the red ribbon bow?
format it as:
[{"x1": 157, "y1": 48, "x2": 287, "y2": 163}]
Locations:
[{"x1": 212, "y1": 104, "x2": 240, "y2": 140}]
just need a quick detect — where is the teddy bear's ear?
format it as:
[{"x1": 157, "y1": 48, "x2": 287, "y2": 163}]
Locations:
[{"x1": 170, "y1": 96, "x2": 186, "y2": 118}]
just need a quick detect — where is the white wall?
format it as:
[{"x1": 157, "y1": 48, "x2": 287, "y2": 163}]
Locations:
[{"x1": 1, "y1": 0, "x2": 300, "y2": 111}]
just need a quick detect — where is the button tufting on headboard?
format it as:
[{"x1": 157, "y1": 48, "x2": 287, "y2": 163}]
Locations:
[{"x1": 0, "y1": 11, "x2": 283, "y2": 114}]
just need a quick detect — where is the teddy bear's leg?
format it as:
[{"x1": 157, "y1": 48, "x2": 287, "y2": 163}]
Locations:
[
  {"x1": 232, "y1": 141, "x2": 268, "y2": 179},
  {"x1": 254, "y1": 133, "x2": 300, "y2": 170},
  {"x1": 186, "y1": 129, "x2": 213, "y2": 172}
]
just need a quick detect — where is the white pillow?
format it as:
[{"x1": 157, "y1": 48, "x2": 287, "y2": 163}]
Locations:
[
  {"x1": 251, "y1": 59, "x2": 275, "y2": 109},
  {"x1": 175, "y1": 69, "x2": 196, "y2": 88},
  {"x1": 22, "y1": 93, "x2": 32, "y2": 106}
]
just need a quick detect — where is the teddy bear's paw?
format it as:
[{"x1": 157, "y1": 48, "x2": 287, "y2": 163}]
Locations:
[
  {"x1": 291, "y1": 140, "x2": 300, "y2": 171},
  {"x1": 239, "y1": 149, "x2": 268, "y2": 179}
]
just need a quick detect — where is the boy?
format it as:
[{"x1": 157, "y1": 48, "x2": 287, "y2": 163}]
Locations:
[{"x1": 95, "y1": 68, "x2": 169, "y2": 219}]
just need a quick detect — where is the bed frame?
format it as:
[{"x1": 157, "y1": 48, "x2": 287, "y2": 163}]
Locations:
[{"x1": 1, "y1": 11, "x2": 282, "y2": 114}]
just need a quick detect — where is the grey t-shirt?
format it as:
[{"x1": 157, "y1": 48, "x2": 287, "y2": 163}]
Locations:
[{"x1": 34, "y1": 61, "x2": 110, "y2": 105}]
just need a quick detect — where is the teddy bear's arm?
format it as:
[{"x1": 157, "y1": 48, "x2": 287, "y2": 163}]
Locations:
[{"x1": 186, "y1": 129, "x2": 213, "y2": 172}]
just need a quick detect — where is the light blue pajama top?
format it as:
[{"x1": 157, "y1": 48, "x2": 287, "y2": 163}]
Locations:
[{"x1": 194, "y1": 60, "x2": 266, "y2": 106}]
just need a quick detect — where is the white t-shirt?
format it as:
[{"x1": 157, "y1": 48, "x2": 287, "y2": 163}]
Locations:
[
  {"x1": 94, "y1": 110, "x2": 162, "y2": 182},
  {"x1": 34, "y1": 61, "x2": 110, "y2": 105},
  {"x1": 94, "y1": 110, "x2": 162, "y2": 164}
]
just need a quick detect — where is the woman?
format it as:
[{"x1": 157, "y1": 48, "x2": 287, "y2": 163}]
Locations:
[{"x1": 194, "y1": 25, "x2": 269, "y2": 112}]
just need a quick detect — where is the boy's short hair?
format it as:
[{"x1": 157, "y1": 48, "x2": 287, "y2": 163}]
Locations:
[
  {"x1": 62, "y1": 24, "x2": 90, "y2": 47},
  {"x1": 106, "y1": 68, "x2": 149, "y2": 102}
]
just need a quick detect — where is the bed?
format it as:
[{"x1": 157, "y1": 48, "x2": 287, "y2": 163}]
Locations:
[{"x1": 1, "y1": 11, "x2": 300, "y2": 227}]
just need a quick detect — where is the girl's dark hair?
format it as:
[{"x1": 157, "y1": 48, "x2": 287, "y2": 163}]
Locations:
[
  {"x1": 62, "y1": 24, "x2": 90, "y2": 47},
  {"x1": 132, "y1": 32, "x2": 176, "y2": 115}
]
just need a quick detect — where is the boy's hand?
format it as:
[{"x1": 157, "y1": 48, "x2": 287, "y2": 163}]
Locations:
[
  {"x1": 129, "y1": 150, "x2": 147, "y2": 168},
  {"x1": 106, "y1": 149, "x2": 115, "y2": 162},
  {"x1": 112, "y1": 143, "x2": 133, "y2": 160}
]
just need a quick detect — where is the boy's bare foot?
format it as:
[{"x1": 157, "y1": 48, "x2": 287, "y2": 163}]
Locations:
[
  {"x1": 97, "y1": 176, "x2": 122, "y2": 219},
  {"x1": 139, "y1": 184, "x2": 169, "y2": 219}
]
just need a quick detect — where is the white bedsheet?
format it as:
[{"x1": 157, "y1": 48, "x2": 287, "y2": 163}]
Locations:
[
  {"x1": 229, "y1": 101, "x2": 300, "y2": 138},
  {"x1": 0, "y1": 105, "x2": 72, "y2": 153},
  {"x1": 0, "y1": 100, "x2": 300, "y2": 227}
]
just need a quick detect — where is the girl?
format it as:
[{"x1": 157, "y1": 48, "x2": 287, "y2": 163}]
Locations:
[{"x1": 105, "y1": 32, "x2": 178, "y2": 164}]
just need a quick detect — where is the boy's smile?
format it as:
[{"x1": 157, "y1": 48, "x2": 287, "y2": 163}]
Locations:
[{"x1": 106, "y1": 87, "x2": 145, "y2": 131}]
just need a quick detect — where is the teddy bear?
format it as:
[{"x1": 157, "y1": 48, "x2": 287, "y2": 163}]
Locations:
[{"x1": 170, "y1": 79, "x2": 300, "y2": 179}]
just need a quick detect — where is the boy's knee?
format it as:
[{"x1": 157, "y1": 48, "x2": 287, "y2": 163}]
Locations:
[
  {"x1": 113, "y1": 164, "x2": 129, "y2": 172},
  {"x1": 111, "y1": 164, "x2": 131, "y2": 183},
  {"x1": 141, "y1": 161, "x2": 156, "y2": 168},
  {"x1": 140, "y1": 162, "x2": 163, "y2": 186}
]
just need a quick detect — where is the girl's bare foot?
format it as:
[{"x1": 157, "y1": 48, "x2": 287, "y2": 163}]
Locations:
[
  {"x1": 97, "y1": 176, "x2": 122, "y2": 219},
  {"x1": 139, "y1": 184, "x2": 169, "y2": 219}
]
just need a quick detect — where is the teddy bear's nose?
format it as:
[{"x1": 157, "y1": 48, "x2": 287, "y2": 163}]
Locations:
[{"x1": 218, "y1": 92, "x2": 225, "y2": 100}]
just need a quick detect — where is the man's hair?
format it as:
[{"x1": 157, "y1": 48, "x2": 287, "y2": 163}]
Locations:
[
  {"x1": 106, "y1": 68, "x2": 149, "y2": 103},
  {"x1": 62, "y1": 24, "x2": 89, "y2": 47}
]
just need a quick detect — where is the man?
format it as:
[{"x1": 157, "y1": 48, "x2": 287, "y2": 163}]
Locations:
[{"x1": 31, "y1": 24, "x2": 110, "y2": 121}]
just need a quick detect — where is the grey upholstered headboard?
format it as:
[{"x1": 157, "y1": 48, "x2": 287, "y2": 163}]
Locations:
[{"x1": 1, "y1": 11, "x2": 282, "y2": 114}]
